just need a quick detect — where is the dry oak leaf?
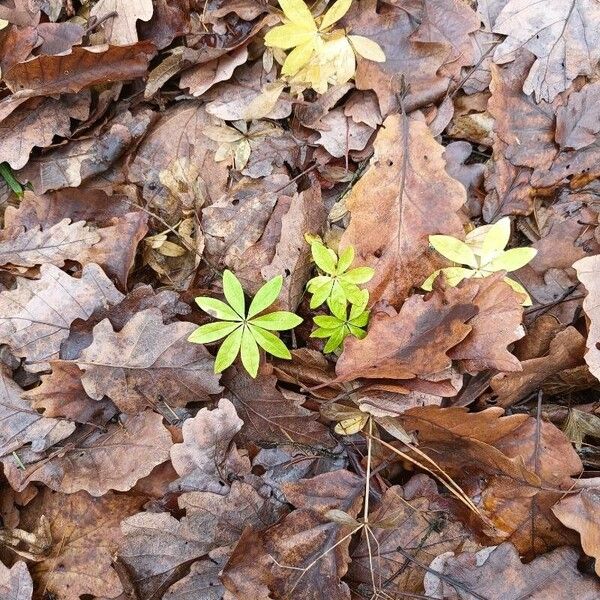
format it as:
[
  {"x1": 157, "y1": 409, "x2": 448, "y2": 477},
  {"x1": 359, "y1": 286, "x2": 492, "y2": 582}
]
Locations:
[
  {"x1": 222, "y1": 364, "x2": 334, "y2": 448},
  {"x1": 76, "y1": 308, "x2": 221, "y2": 413},
  {"x1": 2, "y1": 411, "x2": 172, "y2": 496},
  {"x1": 0, "y1": 263, "x2": 124, "y2": 370},
  {"x1": 18, "y1": 488, "x2": 146, "y2": 600},
  {"x1": 347, "y1": 475, "x2": 479, "y2": 597},
  {"x1": 400, "y1": 406, "x2": 582, "y2": 555},
  {"x1": 0, "y1": 561, "x2": 33, "y2": 600},
  {"x1": 120, "y1": 481, "x2": 280, "y2": 599},
  {"x1": 222, "y1": 469, "x2": 364, "y2": 600},
  {"x1": 0, "y1": 94, "x2": 90, "y2": 170},
  {"x1": 552, "y1": 488, "x2": 600, "y2": 575},
  {"x1": 340, "y1": 114, "x2": 466, "y2": 308},
  {"x1": 556, "y1": 81, "x2": 600, "y2": 151},
  {"x1": 90, "y1": 0, "x2": 154, "y2": 45},
  {"x1": 335, "y1": 283, "x2": 477, "y2": 382},
  {"x1": 0, "y1": 363, "x2": 75, "y2": 458},
  {"x1": 493, "y1": 0, "x2": 600, "y2": 102},
  {"x1": 0, "y1": 219, "x2": 100, "y2": 269},
  {"x1": 348, "y1": 0, "x2": 479, "y2": 116},
  {"x1": 3, "y1": 41, "x2": 156, "y2": 97},
  {"x1": 425, "y1": 543, "x2": 600, "y2": 599},
  {"x1": 574, "y1": 254, "x2": 600, "y2": 382},
  {"x1": 170, "y1": 398, "x2": 249, "y2": 494},
  {"x1": 490, "y1": 326, "x2": 587, "y2": 408},
  {"x1": 163, "y1": 556, "x2": 225, "y2": 600}
]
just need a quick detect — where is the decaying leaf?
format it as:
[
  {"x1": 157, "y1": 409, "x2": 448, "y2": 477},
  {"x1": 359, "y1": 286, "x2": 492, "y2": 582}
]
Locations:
[
  {"x1": 90, "y1": 0, "x2": 154, "y2": 45},
  {"x1": 0, "y1": 561, "x2": 33, "y2": 600}
]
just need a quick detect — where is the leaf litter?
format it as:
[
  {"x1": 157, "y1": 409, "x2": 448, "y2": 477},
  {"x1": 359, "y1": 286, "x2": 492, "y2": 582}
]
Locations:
[{"x1": 1, "y1": 0, "x2": 600, "y2": 598}]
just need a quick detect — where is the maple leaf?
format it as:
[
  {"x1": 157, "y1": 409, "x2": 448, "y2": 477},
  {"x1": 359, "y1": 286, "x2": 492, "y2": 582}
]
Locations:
[{"x1": 423, "y1": 217, "x2": 537, "y2": 305}]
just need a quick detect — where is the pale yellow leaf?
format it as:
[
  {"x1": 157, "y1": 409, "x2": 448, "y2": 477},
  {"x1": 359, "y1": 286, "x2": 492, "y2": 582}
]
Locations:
[
  {"x1": 242, "y1": 81, "x2": 285, "y2": 120},
  {"x1": 282, "y1": 40, "x2": 315, "y2": 75},
  {"x1": 158, "y1": 240, "x2": 186, "y2": 257},
  {"x1": 348, "y1": 35, "x2": 386, "y2": 62},
  {"x1": 429, "y1": 235, "x2": 477, "y2": 267},
  {"x1": 203, "y1": 125, "x2": 244, "y2": 143},
  {"x1": 264, "y1": 23, "x2": 316, "y2": 49},
  {"x1": 334, "y1": 414, "x2": 368, "y2": 435},
  {"x1": 481, "y1": 216, "x2": 511, "y2": 260},
  {"x1": 320, "y1": 0, "x2": 352, "y2": 30},
  {"x1": 279, "y1": 0, "x2": 316, "y2": 28},
  {"x1": 486, "y1": 247, "x2": 537, "y2": 272},
  {"x1": 504, "y1": 276, "x2": 532, "y2": 306},
  {"x1": 233, "y1": 140, "x2": 251, "y2": 170}
]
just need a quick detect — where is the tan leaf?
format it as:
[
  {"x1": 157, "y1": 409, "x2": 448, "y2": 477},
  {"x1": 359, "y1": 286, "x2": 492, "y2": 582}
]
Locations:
[
  {"x1": 0, "y1": 263, "x2": 123, "y2": 370},
  {"x1": 0, "y1": 364, "x2": 75, "y2": 457},
  {"x1": 340, "y1": 115, "x2": 466, "y2": 308},
  {"x1": 76, "y1": 309, "x2": 221, "y2": 413},
  {"x1": 0, "y1": 219, "x2": 100, "y2": 269},
  {"x1": 0, "y1": 561, "x2": 33, "y2": 600},
  {"x1": 221, "y1": 470, "x2": 364, "y2": 600},
  {"x1": 222, "y1": 365, "x2": 334, "y2": 448},
  {"x1": 170, "y1": 398, "x2": 248, "y2": 493},
  {"x1": 19, "y1": 488, "x2": 145, "y2": 600},
  {"x1": 163, "y1": 556, "x2": 225, "y2": 600},
  {"x1": 2, "y1": 411, "x2": 172, "y2": 495},
  {"x1": 493, "y1": 0, "x2": 600, "y2": 102},
  {"x1": 425, "y1": 543, "x2": 600, "y2": 598},
  {"x1": 552, "y1": 488, "x2": 600, "y2": 575},
  {"x1": 90, "y1": 0, "x2": 154, "y2": 45}
]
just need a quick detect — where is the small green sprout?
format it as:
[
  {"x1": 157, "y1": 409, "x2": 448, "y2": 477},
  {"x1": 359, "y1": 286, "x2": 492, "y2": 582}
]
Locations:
[
  {"x1": 422, "y1": 217, "x2": 537, "y2": 305},
  {"x1": 188, "y1": 270, "x2": 302, "y2": 378},
  {"x1": 311, "y1": 291, "x2": 369, "y2": 353},
  {"x1": 306, "y1": 240, "x2": 374, "y2": 308},
  {"x1": 0, "y1": 163, "x2": 24, "y2": 197}
]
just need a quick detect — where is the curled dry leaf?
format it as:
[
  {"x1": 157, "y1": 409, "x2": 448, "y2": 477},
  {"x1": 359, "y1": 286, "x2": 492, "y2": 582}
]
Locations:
[
  {"x1": 340, "y1": 114, "x2": 466, "y2": 308},
  {"x1": 0, "y1": 263, "x2": 123, "y2": 370},
  {"x1": 76, "y1": 309, "x2": 222, "y2": 413}
]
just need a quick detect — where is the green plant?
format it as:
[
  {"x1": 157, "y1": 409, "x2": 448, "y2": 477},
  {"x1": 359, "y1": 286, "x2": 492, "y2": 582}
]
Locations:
[
  {"x1": 0, "y1": 163, "x2": 24, "y2": 197},
  {"x1": 421, "y1": 217, "x2": 537, "y2": 305},
  {"x1": 306, "y1": 240, "x2": 374, "y2": 308},
  {"x1": 311, "y1": 292, "x2": 369, "y2": 353},
  {"x1": 188, "y1": 270, "x2": 302, "y2": 377}
]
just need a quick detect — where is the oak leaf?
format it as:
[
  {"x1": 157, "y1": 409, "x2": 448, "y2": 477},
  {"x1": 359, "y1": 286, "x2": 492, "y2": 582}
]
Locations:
[
  {"x1": 0, "y1": 263, "x2": 123, "y2": 370},
  {"x1": 90, "y1": 0, "x2": 154, "y2": 45},
  {"x1": 340, "y1": 114, "x2": 466, "y2": 308},
  {"x1": 0, "y1": 561, "x2": 33, "y2": 600},
  {"x1": 76, "y1": 309, "x2": 222, "y2": 413}
]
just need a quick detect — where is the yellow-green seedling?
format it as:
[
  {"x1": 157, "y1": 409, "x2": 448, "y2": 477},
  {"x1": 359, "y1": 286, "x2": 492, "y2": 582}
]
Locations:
[
  {"x1": 189, "y1": 270, "x2": 302, "y2": 378},
  {"x1": 422, "y1": 217, "x2": 537, "y2": 305}
]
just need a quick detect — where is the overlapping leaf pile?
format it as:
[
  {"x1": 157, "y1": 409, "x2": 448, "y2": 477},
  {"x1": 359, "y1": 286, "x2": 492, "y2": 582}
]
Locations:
[{"x1": 1, "y1": 1, "x2": 600, "y2": 598}]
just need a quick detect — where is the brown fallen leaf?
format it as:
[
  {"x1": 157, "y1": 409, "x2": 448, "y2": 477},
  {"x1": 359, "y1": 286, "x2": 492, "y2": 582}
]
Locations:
[
  {"x1": 0, "y1": 94, "x2": 90, "y2": 170},
  {"x1": 90, "y1": 0, "x2": 154, "y2": 45},
  {"x1": 425, "y1": 543, "x2": 600, "y2": 599},
  {"x1": 0, "y1": 1, "x2": 40, "y2": 27},
  {"x1": 0, "y1": 219, "x2": 100, "y2": 269},
  {"x1": 574, "y1": 254, "x2": 600, "y2": 382},
  {"x1": 347, "y1": 475, "x2": 480, "y2": 597},
  {"x1": 76, "y1": 308, "x2": 221, "y2": 413},
  {"x1": 3, "y1": 41, "x2": 156, "y2": 97},
  {"x1": 222, "y1": 365, "x2": 334, "y2": 448},
  {"x1": 335, "y1": 282, "x2": 476, "y2": 382},
  {"x1": 556, "y1": 81, "x2": 600, "y2": 150},
  {"x1": 493, "y1": 0, "x2": 600, "y2": 102},
  {"x1": 310, "y1": 108, "x2": 375, "y2": 159},
  {"x1": 0, "y1": 561, "x2": 33, "y2": 600},
  {"x1": 348, "y1": 0, "x2": 479, "y2": 116},
  {"x1": 120, "y1": 480, "x2": 281, "y2": 599},
  {"x1": 0, "y1": 362, "x2": 74, "y2": 458},
  {"x1": 490, "y1": 326, "x2": 587, "y2": 407},
  {"x1": 170, "y1": 398, "x2": 249, "y2": 494},
  {"x1": 340, "y1": 114, "x2": 466, "y2": 308},
  {"x1": 0, "y1": 263, "x2": 123, "y2": 370},
  {"x1": 2, "y1": 411, "x2": 172, "y2": 496},
  {"x1": 18, "y1": 488, "x2": 146, "y2": 600},
  {"x1": 163, "y1": 555, "x2": 225, "y2": 600},
  {"x1": 222, "y1": 469, "x2": 364, "y2": 600},
  {"x1": 552, "y1": 488, "x2": 600, "y2": 575}
]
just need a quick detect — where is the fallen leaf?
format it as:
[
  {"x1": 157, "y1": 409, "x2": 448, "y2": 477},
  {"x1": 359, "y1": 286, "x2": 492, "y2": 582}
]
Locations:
[
  {"x1": 493, "y1": 0, "x2": 600, "y2": 101},
  {"x1": 90, "y1": 0, "x2": 154, "y2": 45},
  {"x1": 0, "y1": 561, "x2": 33, "y2": 600},
  {"x1": 340, "y1": 114, "x2": 466, "y2": 307},
  {"x1": 425, "y1": 543, "x2": 600, "y2": 598},
  {"x1": 222, "y1": 365, "x2": 334, "y2": 448},
  {"x1": 2, "y1": 411, "x2": 172, "y2": 496},
  {"x1": 0, "y1": 263, "x2": 123, "y2": 370},
  {"x1": 556, "y1": 81, "x2": 600, "y2": 150},
  {"x1": 163, "y1": 556, "x2": 225, "y2": 600},
  {"x1": 76, "y1": 309, "x2": 222, "y2": 413},
  {"x1": 552, "y1": 488, "x2": 600, "y2": 575}
]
